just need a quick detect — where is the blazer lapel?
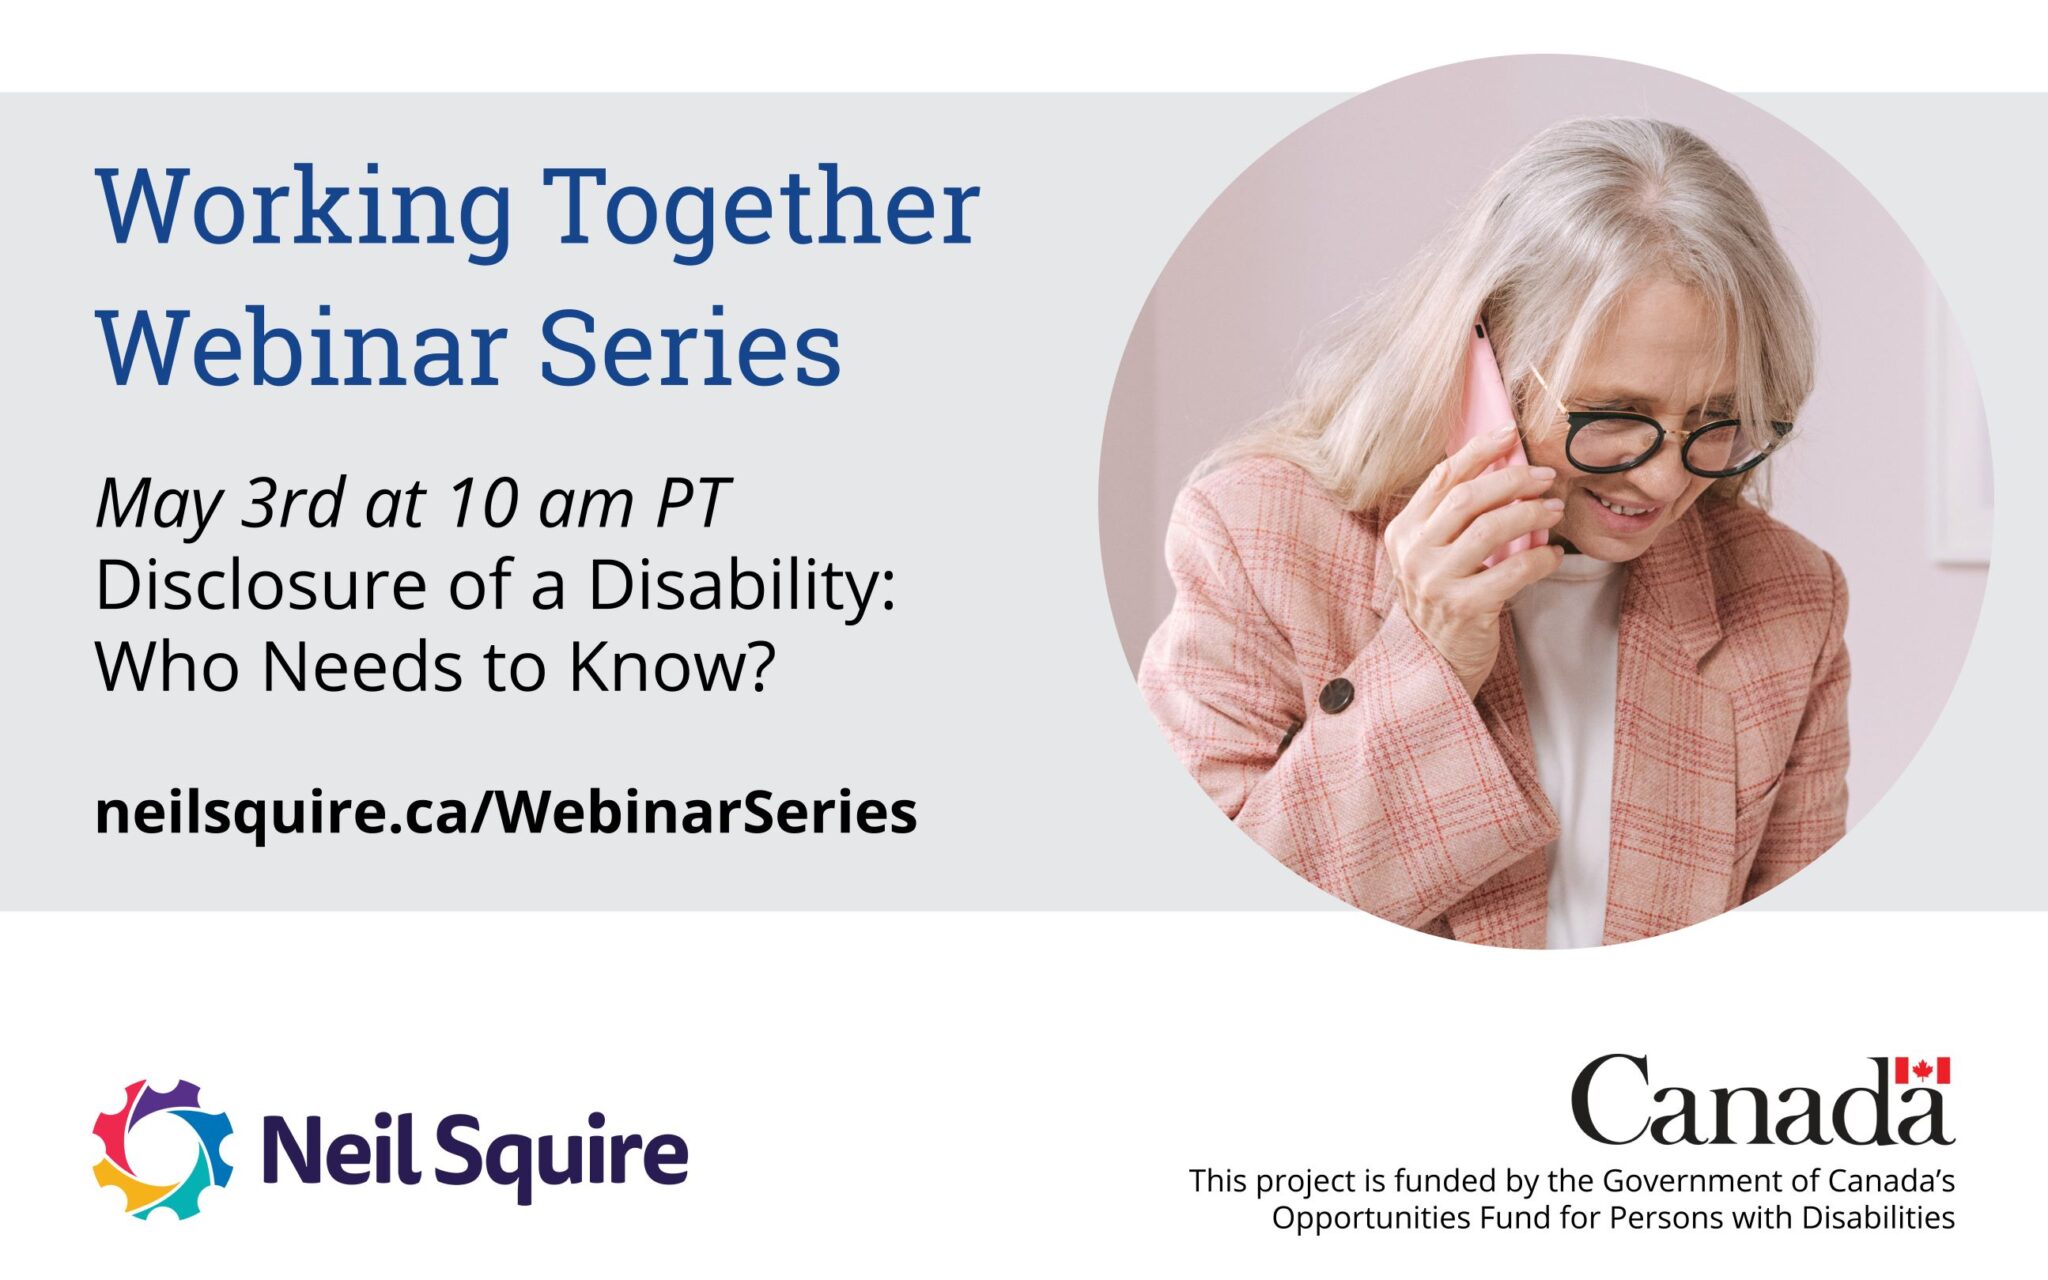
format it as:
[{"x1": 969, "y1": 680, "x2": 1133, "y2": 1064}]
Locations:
[{"x1": 1601, "y1": 507, "x2": 1741, "y2": 944}]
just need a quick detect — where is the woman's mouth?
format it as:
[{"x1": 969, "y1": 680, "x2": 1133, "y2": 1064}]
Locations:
[{"x1": 1585, "y1": 490, "x2": 1662, "y2": 532}]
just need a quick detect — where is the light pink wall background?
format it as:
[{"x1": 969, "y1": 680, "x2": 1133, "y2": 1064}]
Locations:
[{"x1": 1099, "y1": 58, "x2": 1990, "y2": 828}]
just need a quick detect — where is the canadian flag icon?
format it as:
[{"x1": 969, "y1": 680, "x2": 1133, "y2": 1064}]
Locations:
[{"x1": 1894, "y1": 1057, "x2": 1952, "y2": 1085}]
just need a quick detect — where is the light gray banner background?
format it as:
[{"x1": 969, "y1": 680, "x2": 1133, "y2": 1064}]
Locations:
[{"x1": 0, "y1": 92, "x2": 2031, "y2": 912}]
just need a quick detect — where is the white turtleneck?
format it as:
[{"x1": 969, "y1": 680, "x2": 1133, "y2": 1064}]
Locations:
[{"x1": 1511, "y1": 552, "x2": 1628, "y2": 949}]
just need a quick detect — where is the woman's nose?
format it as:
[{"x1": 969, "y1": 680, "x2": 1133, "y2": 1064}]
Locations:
[{"x1": 1636, "y1": 439, "x2": 1695, "y2": 500}]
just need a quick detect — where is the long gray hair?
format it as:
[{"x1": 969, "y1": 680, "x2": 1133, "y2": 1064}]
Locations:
[{"x1": 1212, "y1": 116, "x2": 1815, "y2": 510}]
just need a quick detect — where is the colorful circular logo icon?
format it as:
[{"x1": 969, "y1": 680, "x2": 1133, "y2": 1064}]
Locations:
[{"x1": 92, "y1": 1079, "x2": 234, "y2": 1220}]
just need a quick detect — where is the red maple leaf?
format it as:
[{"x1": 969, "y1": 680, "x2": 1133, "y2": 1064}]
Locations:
[{"x1": 1912, "y1": 1060, "x2": 1934, "y2": 1081}]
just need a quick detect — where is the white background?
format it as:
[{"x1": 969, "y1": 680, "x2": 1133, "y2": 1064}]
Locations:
[
  {"x1": 7, "y1": 913, "x2": 2037, "y2": 1275},
  {"x1": 7, "y1": 3, "x2": 2047, "y2": 1275}
]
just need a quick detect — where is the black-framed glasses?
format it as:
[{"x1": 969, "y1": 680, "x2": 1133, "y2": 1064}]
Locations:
[{"x1": 1563, "y1": 412, "x2": 1794, "y2": 478}]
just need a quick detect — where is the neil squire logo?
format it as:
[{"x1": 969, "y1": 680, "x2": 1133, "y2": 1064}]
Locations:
[
  {"x1": 261, "y1": 1109, "x2": 689, "y2": 1206},
  {"x1": 92, "y1": 1075, "x2": 691, "y2": 1219},
  {"x1": 92, "y1": 1079, "x2": 235, "y2": 1220}
]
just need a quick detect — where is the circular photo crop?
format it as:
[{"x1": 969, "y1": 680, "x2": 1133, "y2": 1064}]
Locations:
[{"x1": 1100, "y1": 55, "x2": 1991, "y2": 948}]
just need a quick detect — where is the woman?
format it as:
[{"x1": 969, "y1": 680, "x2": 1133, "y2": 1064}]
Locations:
[{"x1": 1138, "y1": 117, "x2": 1849, "y2": 948}]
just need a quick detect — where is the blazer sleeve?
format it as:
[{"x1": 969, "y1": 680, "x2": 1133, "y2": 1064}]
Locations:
[
  {"x1": 1138, "y1": 483, "x2": 1556, "y2": 927},
  {"x1": 1742, "y1": 550, "x2": 1851, "y2": 900}
]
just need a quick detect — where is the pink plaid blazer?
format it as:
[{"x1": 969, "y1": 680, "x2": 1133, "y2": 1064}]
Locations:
[{"x1": 1139, "y1": 456, "x2": 1850, "y2": 947}]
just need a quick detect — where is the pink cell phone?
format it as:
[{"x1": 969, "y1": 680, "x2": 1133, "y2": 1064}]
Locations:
[{"x1": 1455, "y1": 321, "x2": 1546, "y2": 567}]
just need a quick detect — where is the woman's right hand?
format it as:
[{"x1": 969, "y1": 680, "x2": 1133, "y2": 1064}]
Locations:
[{"x1": 1382, "y1": 423, "x2": 1569, "y2": 698}]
